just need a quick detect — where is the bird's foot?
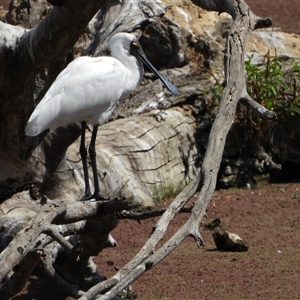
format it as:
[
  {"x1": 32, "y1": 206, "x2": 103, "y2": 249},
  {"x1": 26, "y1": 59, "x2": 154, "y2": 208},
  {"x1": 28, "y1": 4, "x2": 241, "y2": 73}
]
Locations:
[
  {"x1": 80, "y1": 192, "x2": 108, "y2": 201},
  {"x1": 80, "y1": 192, "x2": 93, "y2": 201},
  {"x1": 91, "y1": 192, "x2": 108, "y2": 201}
]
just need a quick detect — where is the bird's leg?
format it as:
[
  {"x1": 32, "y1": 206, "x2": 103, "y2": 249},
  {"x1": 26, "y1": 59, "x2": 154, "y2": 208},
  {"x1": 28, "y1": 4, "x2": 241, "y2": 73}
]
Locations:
[
  {"x1": 88, "y1": 125, "x2": 107, "y2": 200},
  {"x1": 80, "y1": 122, "x2": 92, "y2": 200}
]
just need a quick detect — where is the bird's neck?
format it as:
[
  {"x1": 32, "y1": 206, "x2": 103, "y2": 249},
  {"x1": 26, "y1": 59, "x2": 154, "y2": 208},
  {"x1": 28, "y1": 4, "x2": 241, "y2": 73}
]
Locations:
[{"x1": 111, "y1": 46, "x2": 144, "y2": 99}]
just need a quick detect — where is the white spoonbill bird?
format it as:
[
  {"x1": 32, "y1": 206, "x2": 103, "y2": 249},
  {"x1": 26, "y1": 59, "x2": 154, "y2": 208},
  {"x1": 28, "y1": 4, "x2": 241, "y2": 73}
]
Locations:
[{"x1": 26, "y1": 32, "x2": 178, "y2": 201}]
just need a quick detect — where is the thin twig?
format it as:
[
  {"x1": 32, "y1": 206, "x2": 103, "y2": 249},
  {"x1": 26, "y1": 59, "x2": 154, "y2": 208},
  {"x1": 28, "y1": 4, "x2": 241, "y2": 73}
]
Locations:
[
  {"x1": 240, "y1": 94, "x2": 278, "y2": 120},
  {"x1": 117, "y1": 204, "x2": 194, "y2": 222}
]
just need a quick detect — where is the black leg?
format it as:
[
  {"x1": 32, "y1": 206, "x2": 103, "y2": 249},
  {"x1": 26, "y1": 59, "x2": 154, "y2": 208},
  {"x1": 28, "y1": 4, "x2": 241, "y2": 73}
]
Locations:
[
  {"x1": 80, "y1": 122, "x2": 92, "y2": 201},
  {"x1": 88, "y1": 125, "x2": 107, "y2": 200}
]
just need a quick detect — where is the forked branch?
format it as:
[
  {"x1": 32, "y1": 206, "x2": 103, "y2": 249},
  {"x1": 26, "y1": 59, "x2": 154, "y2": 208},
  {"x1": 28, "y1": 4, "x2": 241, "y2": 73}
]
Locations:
[
  {"x1": 0, "y1": 196, "x2": 130, "y2": 295},
  {"x1": 79, "y1": 0, "x2": 274, "y2": 299},
  {"x1": 0, "y1": 1, "x2": 276, "y2": 299},
  {"x1": 0, "y1": 200, "x2": 67, "y2": 281}
]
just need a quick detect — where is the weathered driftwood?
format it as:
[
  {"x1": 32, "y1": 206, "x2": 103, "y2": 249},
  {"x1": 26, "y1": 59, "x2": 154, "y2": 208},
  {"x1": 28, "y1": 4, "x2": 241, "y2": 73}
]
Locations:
[
  {"x1": 0, "y1": 251, "x2": 42, "y2": 300},
  {"x1": 0, "y1": 0, "x2": 276, "y2": 299},
  {"x1": 77, "y1": 0, "x2": 274, "y2": 299},
  {"x1": 0, "y1": 200, "x2": 66, "y2": 281},
  {"x1": 1, "y1": 0, "x2": 201, "y2": 296},
  {"x1": 0, "y1": 195, "x2": 131, "y2": 297},
  {"x1": 65, "y1": 107, "x2": 200, "y2": 207}
]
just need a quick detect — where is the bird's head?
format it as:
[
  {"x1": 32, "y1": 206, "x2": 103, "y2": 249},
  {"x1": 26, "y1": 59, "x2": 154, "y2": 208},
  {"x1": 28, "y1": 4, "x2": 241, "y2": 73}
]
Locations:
[{"x1": 108, "y1": 32, "x2": 179, "y2": 96}]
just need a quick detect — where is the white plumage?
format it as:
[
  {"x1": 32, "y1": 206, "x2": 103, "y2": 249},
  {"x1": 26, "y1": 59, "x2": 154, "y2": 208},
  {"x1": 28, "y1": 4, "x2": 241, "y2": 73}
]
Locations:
[{"x1": 26, "y1": 32, "x2": 178, "y2": 200}]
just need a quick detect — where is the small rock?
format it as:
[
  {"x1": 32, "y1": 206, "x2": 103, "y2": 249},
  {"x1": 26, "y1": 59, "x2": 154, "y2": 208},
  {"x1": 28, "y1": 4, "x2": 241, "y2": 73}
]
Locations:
[
  {"x1": 204, "y1": 218, "x2": 249, "y2": 252},
  {"x1": 213, "y1": 227, "x2": 249, "y2": 252}
]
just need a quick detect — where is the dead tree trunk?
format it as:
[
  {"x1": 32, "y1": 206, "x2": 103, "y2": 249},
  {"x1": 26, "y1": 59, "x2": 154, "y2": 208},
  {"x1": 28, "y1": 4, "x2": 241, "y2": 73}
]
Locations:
[
  {"x1": 74, "y1": 0, "x2": 275, "y2": 299},
  {"x1": 0, "y1": 0, "x2": 198, "y2": 297},
  {"x1": 0, "y1": 0, "x2": 107, "y2": 200},
  {"x1": 0, "y1": 0, "x2": 276, "y2": 299}
]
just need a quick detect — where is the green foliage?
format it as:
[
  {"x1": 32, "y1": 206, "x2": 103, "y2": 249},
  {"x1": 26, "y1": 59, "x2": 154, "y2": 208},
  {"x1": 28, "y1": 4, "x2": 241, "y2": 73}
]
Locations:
[
  {"x1": 209, "y1": 80, "x2": 223, "y2": 105},
  {"x1": 205, "y1": 51, "x2": 300, "y2": 155},
  {"x1": 245, "y1": 51, "x2": 300, "y2": 118},
  {"x1": 207, "y1": 51, "x2": 300, "y2": 118}
]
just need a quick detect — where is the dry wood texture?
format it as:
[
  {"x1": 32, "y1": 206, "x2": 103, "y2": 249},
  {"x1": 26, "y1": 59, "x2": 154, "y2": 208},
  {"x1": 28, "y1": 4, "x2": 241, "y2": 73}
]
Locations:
[
  {"x1": 77, "y1": 0, "x2": 274, "y2": 298},
  {"x1": 0, "y1": 0, "x2": 275, "y2": 299},
  {"x1": 66, "y1": 107, "x2": 200, "y2": 207}
]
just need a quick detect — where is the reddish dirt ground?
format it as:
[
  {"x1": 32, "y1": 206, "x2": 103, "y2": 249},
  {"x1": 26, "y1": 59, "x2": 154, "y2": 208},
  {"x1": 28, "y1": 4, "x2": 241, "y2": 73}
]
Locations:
[
  {"x1": 95, "y1": 183, "x2": 300, "y2": 299},
  {"x1": 14, "y1": 183, "x2": 300, "y2": 300},
  {"x1": 246, "y1": 0, "x2": 300, "y2": 34}
]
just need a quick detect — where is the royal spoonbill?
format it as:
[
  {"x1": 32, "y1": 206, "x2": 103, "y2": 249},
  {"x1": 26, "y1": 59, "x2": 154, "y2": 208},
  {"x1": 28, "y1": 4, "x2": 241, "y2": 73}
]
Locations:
[{"x1": 26, "y1": 32, "x2": 178, "y2": 201}]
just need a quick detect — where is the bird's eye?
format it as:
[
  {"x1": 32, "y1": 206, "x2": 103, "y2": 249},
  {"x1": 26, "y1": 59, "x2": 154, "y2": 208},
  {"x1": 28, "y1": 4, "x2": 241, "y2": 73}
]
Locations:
[
  {"x1": 130, "y1": 40, "x2": 141, "y2": 56},
  {"x1": 131, "y1": 41, "x2": 139, "y2": 48}
]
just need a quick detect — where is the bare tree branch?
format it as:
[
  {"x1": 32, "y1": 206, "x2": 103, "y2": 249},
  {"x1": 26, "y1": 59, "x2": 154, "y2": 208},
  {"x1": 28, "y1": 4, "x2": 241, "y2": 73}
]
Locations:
[
  {"x1": 0, "y1": 195, "x2": 131, "y2": 282},
  {"x1": 44, "y1": 226, "x2": 75, "y2": 253},
  {"x1": 240, "y1": 95, "x2": 278, "y2": 120},
  {"x1": 78, "y1": 0, "x2": 273, "y2": 298},
  {"x1": 42, "y1": 247, "x2": 85, "y2": 298},
  {"x1": 52, "y1": 197, "x2": 131, "y2": 224},
  {"x1": 79, "y1": 175, "x2": 200, "y2": 299},
  {"x1": 117, "y1": 205, "x2": 194, "y2": 222},
  {"x1": 0, "y1": 251, "x2": 42, "y2": 300},
  {"x1": 0, "y1": 0, "x2": 277, "y2": 299},
  {"x1": 0, "y1": 200, "x2": 66, "y2": 281}
]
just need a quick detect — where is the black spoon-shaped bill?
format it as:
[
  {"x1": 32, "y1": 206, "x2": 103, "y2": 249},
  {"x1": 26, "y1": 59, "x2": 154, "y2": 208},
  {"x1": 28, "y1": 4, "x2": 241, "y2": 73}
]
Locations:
[{"x1": 130, "y1": 42, "x2": 179, "y2": 96}]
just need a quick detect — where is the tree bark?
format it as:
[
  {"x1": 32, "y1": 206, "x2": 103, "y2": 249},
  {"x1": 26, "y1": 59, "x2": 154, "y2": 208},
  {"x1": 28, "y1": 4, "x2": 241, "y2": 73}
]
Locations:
[
  {"x1": 0, "y1": 0, "x2": 107, "y2": 199},
  {"x1": 63, "y1": 106, "x2": 200, "y2": 207},
  {"x1": 77, "y1": 1, "x2": 274, "y2": 299},
  {"x1": 0, "y1": 0, "x2": 275, "y2": 299}
]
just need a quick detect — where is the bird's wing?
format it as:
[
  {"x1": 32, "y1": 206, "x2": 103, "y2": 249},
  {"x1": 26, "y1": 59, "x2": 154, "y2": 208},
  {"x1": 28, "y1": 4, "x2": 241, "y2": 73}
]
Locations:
[{"x1": 26, "y1": 56, "x2": 127, "y2": 136}]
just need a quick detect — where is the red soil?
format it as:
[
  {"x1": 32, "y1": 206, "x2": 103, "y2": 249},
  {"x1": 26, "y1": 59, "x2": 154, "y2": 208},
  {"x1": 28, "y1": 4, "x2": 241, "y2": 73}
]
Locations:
[
  {"x1": 14, "y1": 183, "x2": 300, "y2": 299},
  {"x1": 95, "y1": 183, "x2": 300, "y2": 299}
]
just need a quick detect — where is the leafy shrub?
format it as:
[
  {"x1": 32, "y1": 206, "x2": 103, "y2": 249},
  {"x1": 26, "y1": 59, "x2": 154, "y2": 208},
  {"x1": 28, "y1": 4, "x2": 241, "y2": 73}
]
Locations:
[
  {"x1": 206, "y1": 51, "x2": 300, "y2": 155},
  {"x1": 245, "y1": 51, "x2": 300, "y2": 119}
]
